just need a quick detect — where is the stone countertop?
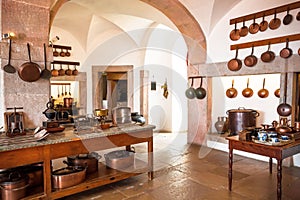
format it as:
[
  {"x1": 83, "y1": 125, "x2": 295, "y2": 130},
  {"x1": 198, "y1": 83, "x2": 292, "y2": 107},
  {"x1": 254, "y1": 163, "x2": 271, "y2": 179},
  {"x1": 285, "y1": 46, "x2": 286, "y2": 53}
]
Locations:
[{"x1": 0, "y1": 124, "x2": 155, "y2": 152}]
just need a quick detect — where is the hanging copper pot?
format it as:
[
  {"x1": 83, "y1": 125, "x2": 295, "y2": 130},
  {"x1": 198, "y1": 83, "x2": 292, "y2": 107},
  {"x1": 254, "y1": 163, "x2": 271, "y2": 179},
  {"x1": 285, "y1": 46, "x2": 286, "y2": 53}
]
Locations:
[
  {"x1": 229, "y1": 22, "x2": 240, "y2": 41},
  {"x1": 274, "y1": 88, "x2": 280, "y2": 98},
  {"x1": 269, "y1": 11, "x2": 281, "y2": 30},
  {"x1": 283, "y1": 8, "x2": 293, "y2": 25},
  {"x1": 259, "y1": 14, "x2": 268, "y2": 32},
  {"x1": 227, "y1": 48, "x2": 242, "y2": 71},
  {"x1": 261, "y1": 43, "x2": 275, "y2": 63},
  {"x1": 280, "y1": 39, "x2": 293, "y2": 59},
  {"x1": 242, "y1": 78, "x2": 253, "y2": 98},
  {"x1": 226, "y1": 79, "x2": 238, "y2": 98},
  {"x1": 257, "y1": 78, "x2": 269, "y2": 98},
  {"x1": 249, "y1": 17, "x2": 259, "y2": 34},
  {"x1": 239, "y1": 20, "x2": 248, "y2": 37},
  {"x1": 244, "y1": 45, "x2": 257, "y2": 67}
]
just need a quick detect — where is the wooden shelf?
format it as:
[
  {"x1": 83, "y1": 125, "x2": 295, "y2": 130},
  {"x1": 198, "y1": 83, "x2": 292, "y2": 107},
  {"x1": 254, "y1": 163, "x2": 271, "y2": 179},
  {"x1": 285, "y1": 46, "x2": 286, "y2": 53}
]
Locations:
[
  {"x1": 230, "y1": 33, "x2": 300, "y2": 50},
  {"x1": 52, "y1": 60, "x2": 80, "y2": 66},
  {"x1": 50, "y1": 160, "x2": 148, "y2": 199},
  {"x1": 230, "y1": 1, "x2": 300, "y2": 25},
  {"x1": 51, "y1": 45, "x2": 72, "y2": 50}
]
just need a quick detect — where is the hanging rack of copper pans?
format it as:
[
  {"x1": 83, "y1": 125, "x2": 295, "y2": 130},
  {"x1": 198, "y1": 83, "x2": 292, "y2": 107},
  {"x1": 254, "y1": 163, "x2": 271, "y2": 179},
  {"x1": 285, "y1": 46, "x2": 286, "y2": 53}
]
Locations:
[
  {"x1": 51, "y1": 61, "x2": 80, "y2": 76},
  {"x1": 51, "y1": 45, "x2": 72, "y2": 57}
]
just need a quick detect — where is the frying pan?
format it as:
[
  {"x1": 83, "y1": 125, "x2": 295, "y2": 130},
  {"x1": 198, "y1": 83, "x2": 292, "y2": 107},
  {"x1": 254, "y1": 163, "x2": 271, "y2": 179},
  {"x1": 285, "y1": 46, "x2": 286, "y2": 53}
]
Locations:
[
  {"x1": 227, "y1": 48, "x2": 242, "y2": 71},
  {"x1": 229, "y1": 22, "x2": 240, "y2": 41},
  {"x1": 226, "y1": 79, "x2": 238, "y2": 98},
  {"x1": 18, "y1": 43, "x2": 41, "y2": 82},
  {"x1": 283, "y1": 8, "x2": 293, "y2": 25},
  {"x1": 280, "y1": 39, "x2": 293, "y2": 59},
  {"x1": 51, "y1": 63, "x2": 59, "y2": 77},
  {"x1": 40, "y1": 43, "x2": 51, "y2": 79},
  {"x1": 269, "y1": 11, "x2": 281, "y2": 30},
  {"x1": 244, "y1": 45, "x2": 257, "y2": 67},
  {"x1": 58, "y1": 64, "x2": 65, "y2": 76},
  {"x1": 3, "y1": 39, "x2": 16, "y2": 74},
  {"x1": 249, "y1": 17, "x2": 259, "y2": 34},
  {"x1": 259, "y1": 14, "x2": 268, "y2": 32},
  {"x1": 261, "y1": 43, "x2": 275, "y2": 63},
  {"x1": 239, "y1": 20, "x2": 248, "y2": 37}
]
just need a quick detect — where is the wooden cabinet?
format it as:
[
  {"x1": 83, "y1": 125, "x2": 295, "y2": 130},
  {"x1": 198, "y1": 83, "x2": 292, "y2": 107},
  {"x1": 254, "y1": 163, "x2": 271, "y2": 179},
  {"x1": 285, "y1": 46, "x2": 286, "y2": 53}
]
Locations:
[{"x1": 0, "y1": 125, "x2": 154, "y2": 199}]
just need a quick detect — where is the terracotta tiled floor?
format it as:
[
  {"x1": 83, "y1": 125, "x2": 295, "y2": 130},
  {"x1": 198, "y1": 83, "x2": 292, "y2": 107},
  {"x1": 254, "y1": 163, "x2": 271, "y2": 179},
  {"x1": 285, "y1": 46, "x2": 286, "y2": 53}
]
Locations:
[{"x1": 58, "y1": 133, "x2": 300, "y2": 200}]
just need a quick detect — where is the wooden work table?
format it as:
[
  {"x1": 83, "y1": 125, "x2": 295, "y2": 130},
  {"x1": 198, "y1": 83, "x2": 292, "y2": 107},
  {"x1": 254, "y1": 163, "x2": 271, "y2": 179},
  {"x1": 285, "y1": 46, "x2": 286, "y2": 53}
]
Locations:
[
  {"x1": 0, "y1": 124, "x2": 155, "y2": 199},
  {"x1": 226, "y1": 135, "x2": 300, "y2": 200}
]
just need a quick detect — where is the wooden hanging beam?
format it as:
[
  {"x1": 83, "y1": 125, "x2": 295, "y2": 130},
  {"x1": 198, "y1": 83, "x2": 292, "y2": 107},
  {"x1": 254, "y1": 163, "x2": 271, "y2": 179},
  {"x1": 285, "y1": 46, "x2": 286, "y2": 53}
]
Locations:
[
  {"x1": 50, "y1": 83, "x2": 71, "y2": 86},
  {"x1": 230, "y1": 33, "x2": 300, "y2": 50},
  {"x1": 52, "y1": 60, "x2": 80, "y2": 66},
  {"x1": 188, "y1": 76, "x2": 206, "y2": 79},
  {"x1": 51, "y1": 44, "x2": 72, "y2": 50},
  {"x1": 230, "y1": 1, "x2": 300, "y2": 25}
]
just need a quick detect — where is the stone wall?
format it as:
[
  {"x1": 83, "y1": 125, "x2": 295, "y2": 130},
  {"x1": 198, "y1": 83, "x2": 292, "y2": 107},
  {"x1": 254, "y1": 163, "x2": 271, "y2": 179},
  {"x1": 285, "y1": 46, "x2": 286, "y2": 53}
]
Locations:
[{"x1": 0, "y1": 0, "x2": 52, "y2": 129}]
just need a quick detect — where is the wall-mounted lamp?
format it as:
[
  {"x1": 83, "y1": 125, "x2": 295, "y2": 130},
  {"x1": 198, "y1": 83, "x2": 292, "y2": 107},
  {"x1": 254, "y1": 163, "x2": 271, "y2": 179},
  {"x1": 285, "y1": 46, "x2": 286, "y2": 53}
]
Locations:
[{"x1": 2, "y1": 32, "x2": 16, "y2": 39}]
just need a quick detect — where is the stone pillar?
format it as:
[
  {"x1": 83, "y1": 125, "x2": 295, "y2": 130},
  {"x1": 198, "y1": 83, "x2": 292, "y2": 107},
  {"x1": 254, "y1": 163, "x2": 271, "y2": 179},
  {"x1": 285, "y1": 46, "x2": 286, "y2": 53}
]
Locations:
[{"x1": 140, "y1": 70, "x2": 149, "y2": 124}]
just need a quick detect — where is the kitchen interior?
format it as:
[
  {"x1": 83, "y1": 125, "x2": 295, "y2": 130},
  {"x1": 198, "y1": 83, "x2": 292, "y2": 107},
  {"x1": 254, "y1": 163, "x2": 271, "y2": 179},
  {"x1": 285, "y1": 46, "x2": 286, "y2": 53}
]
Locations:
[{"x1": 0, "y1": 0, "x2": 300, "y2": 199}]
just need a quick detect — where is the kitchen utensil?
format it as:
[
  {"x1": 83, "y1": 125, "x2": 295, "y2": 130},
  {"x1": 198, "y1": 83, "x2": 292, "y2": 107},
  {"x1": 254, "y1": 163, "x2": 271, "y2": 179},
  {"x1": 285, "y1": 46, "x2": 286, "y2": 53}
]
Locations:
[
  {"x1": 229, "y1": 22, "x2": 240, "y2": 41},
  {"x1": 3, "y1": 39, "x2": 16, "y2": 74},
  {"x1": 51, "y1": 63, "x2": 59, "y2": 77},
  {"x1": 277, "y1": 73, "x2": 292, "y2": 116},
  {"x1": 72, "y1": 65, "x2": 78, "y2": 75},
  {"x1": 53, "y1": 48, "x2": 59, "y2": 57},
  {"x1": 244, "y1": 45, "x2": 257, "y2": 67},
  {"x1": 297, "y1": 11, "x2": 300, "y2": 21},
  {"x1": 239, "y1": 20, "x2": 248, "y2": 37},
  {"x1": 40, "y1": 43, "x2": 51, "y2": 79},
  {"x1": 57, "y1": 86, "x2": 60, "y2": 98},
  {"x1": 194, "y1": 77, "x2": 206, "y2": 99},
  {"x1": 0, "y1": 172, "x2": 29, "y2": 200},
  {"x1": 58, "y1": 64, "x2": 65, "y2": 76},
  {"x1": 259, "y1": 14, "x2": 268, "y2": 32},
  {"x1": 61, "y1": 85, "x2": 64, "y2": 97},
  {"x1": 242, "y1": 78, "x2": 253, "y2": 98},
  {"x1": 227, "y1": 48, "x2": 242, "y2": 71},
  {"x1": 18, "y1": 43, "x2": 41, "y2": 82},
  {"x1": 65, "y1": 49, "x2": 71, "y2": 57},
  {"x1": 65, "y1": 85, "x2": 68, "y2": 96},
  {"x1": 65, "y1": 65, "x2": 72, "y2": 76},
  {"x1": 261, "y1": 43, "x2": 275, "y2": 63},
  {"x1": 280, "y1": 39, "x2": 293, "y2": 59},
  {"x1": 185, "y1": 78, "x2": 196, "y2": 99},
  {"x1": 59, "y1": 49, "x2": 65, "y2": 57},
  {"x1": 226, "y1": 79, "x2": 238, "y2": 98},
  {"x1": 274, "y1": 88, "x2": 280, "y2": 98},
  {"x1": 63, "y1": 97, "x2": 73, "y2": 108},
  {"x1": 257, "y1": 78, "x2": 269, "y2": 98},
  {"x1": 299, "y1": 47, "x2": 300, "y2": 56},
  {"x1": 249, "y1": 17, "x2": 259, "y2": 34},
  {"x1": 104, "y1": 150, "x2": 135, "y2": 170},
  {"x1": 112, "y1": 106, "x2": 132, "y2": 125},
  {"x1": 269, "y1": 11, "x2": 281, "y2": 30},
  {"x1": 65, "y1": 152, "x2": 101, "y2": 174},
  {"x1": 68, "y1": 85, "x2": 71, "y2": 96},
  {"x1": 226, "y1": 107, "x2": 259, "y2": 135},
  {"x1": 283, "y1": 8, "x2": 293, "y2": 25},
  {"x1": 51, "y1": 166, "x2": 86, "y2": 189}
]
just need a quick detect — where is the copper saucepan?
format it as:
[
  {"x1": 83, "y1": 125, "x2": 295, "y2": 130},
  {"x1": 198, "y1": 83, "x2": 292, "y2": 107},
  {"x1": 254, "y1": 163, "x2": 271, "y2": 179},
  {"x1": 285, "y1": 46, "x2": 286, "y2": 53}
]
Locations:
[
  {"x1": 259, "y1": 14, "x2": 268, "y2": 32},
  {"x1": 229, "y1": 22, "x2": 240, "y2": 41},
  {"x1": 249, "y1": 17, "x2": 259, "y2": 34},
  {"x1": 227, "y1": 48, "x2": 242, "y2": 71},
  {"x1": 239, "y1": 20, "x2": 248, "y2": 37},
  {"x1": 244, "y1": 45, "x2": 257, "y2": 67},
  {"x1": 269, "y1": 11, "x2": 281, "y2": 30},
  {"x1": 283, "y1": 8, "x2": 293, "y2": 25},
  {"x1": 280, "y1": 39, "x2": 293, "y2": 59},
  {"x1": 261, "y1": 43, "x2": 275, "y2": 63}
]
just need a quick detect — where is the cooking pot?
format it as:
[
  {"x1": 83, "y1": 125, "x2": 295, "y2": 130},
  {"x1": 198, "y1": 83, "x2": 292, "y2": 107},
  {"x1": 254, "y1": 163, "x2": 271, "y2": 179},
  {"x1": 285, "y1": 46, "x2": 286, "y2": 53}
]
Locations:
[
  {"x1": 229, "y1": 22, "x2": 240, "y2": 41},
  {"x1": 0, "y1": 172, "x2": 29, "y2": 200},
  {"x1": 20, "y1": 164, "x2": 43, "y2": 188},
  {"x1": 249, "y1": 17, "x2": 259, "y2": 34},
  {"x1": 104, "y1": 150, "x2": 135, "y2": 170},
  {"x1": 244, "y1": 45, "x2": 257, "y2": 67},
  {"x1": 65, "y1": 152, "x2": 101, "y2": 174},
  {"x1": 269, "y1": 11, "x2": 281, "y2": 30},
  {"x1": 63, "y1": 97, "x2": 73, "y2": 108},
  {"x1": 259, "y1": 14, "x2": 268, "y2": 32},
  {"x1": 52, "y1": 166, "x2": 86, "y2": 189},
  {"x1": 226, "y1": 107, "x2": 259, "y2": 135},
  {"x1": 280, "y1": 39, "x2": 293, "y2": 59},
  {"x1": 227, "y1": 48, "x2": 242, "y2": 71},
  {"x1": 112, "y1": 107, "x2": 132, "y2": 125},
  {"x1": 261, "y1": 43, "x2": 275, "y2": 63},
  {"x1": 239, "y1": 20, "x2": 248, "y2": 37},
  {"x1": 283, "y1": 8, "x2": 293, "y2": 25}
]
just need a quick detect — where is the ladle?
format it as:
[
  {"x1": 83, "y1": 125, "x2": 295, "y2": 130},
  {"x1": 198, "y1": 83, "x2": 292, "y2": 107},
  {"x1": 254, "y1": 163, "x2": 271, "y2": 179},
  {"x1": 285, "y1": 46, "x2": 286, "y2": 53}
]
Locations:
[
  {"x1": 3, "y1": 39, "x2": 16, "y2": 74},
  {"x1": 195, "y1": 77, "x2": 206, "y2": 99},
  {"x1": 226, "y1": 79, "x2": 238, "y2": 98},
  {"x1": 277, "y1": 73, "x2": 292, "y2": 116},
  {"x1": 242, "y1": 78, "x2": 253, "y2": 98},
  {"x1": 257, "y1": 78, "x2": 269, "y2": 98}
]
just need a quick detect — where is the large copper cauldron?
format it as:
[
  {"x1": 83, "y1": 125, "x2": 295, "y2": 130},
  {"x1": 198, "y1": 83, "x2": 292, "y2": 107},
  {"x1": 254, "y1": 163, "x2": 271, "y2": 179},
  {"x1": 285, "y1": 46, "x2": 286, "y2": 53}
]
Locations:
[{"x1": 226, "y1": 107, "x2": 259, "y2": 135}]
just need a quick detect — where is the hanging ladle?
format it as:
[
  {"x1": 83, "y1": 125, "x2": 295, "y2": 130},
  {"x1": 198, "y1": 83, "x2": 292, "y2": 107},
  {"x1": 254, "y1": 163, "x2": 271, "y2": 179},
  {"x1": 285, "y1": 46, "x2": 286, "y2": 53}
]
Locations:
[
  {"x1": 242, "y1": 78, "x2": 253, "y2": 98},
  {"x1": 195, "y1": 77, "x2": 206, "y2": 99},
  {"x1": 226, "y1": 79, "x2": 238, "y2": 98},
  {"x1": 185, "y1": 78, "x2": 196, "y2": 99},
  {"x1": 3, "y1": 39, "x2": 16, "y2": 74},
  {"x1": 257, "y1": 78, "x2": 269, "y2": 98},
  {"x1": 277, "y1": 73, "x2": 292, "y2": 117}
]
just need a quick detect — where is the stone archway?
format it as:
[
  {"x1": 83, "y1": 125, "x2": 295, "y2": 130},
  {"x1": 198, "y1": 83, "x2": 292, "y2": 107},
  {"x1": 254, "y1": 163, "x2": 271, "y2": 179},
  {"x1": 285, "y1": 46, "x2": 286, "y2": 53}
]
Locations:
[{"x1": 50, "y1": 0, "x2": 209, "y2": 144}]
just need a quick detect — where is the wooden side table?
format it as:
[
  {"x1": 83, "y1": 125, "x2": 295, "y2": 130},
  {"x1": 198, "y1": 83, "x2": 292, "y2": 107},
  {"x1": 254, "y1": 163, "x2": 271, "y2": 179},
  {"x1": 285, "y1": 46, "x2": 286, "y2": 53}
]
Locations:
[{"x1": 226, "y1": 136, "x2": 300, "y2": 200}]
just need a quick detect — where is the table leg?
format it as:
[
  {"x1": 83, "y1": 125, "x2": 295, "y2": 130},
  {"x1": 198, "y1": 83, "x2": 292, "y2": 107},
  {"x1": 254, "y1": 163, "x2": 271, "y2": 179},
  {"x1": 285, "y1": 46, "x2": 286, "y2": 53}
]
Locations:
[
  {"x1": 228, "y1": 148, "x2": 233, "y2": 191},
  {"x1": 269, "y1": 157, "x2": 272, "y2": 174},
  {"x1": 277, "y1": 159, "x2": 282, "y2": 200},
  {"x1": 148, "y1": 137, "x2": 153, "y2": 180}
]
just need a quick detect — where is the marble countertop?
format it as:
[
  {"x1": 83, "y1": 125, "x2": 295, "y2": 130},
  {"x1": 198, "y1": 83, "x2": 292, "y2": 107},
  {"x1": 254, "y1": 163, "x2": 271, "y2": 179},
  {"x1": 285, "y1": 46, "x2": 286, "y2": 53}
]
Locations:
[{"x1": 0, "y1": 124, "x2": 155, "y2": 152}]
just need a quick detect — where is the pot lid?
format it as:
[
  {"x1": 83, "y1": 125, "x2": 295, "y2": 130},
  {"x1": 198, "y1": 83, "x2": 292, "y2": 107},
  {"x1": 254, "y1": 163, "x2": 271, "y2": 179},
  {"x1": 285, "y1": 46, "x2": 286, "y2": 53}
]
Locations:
[{"x1": 227, "y1": 107, "x2": 256, "y2": 113}]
